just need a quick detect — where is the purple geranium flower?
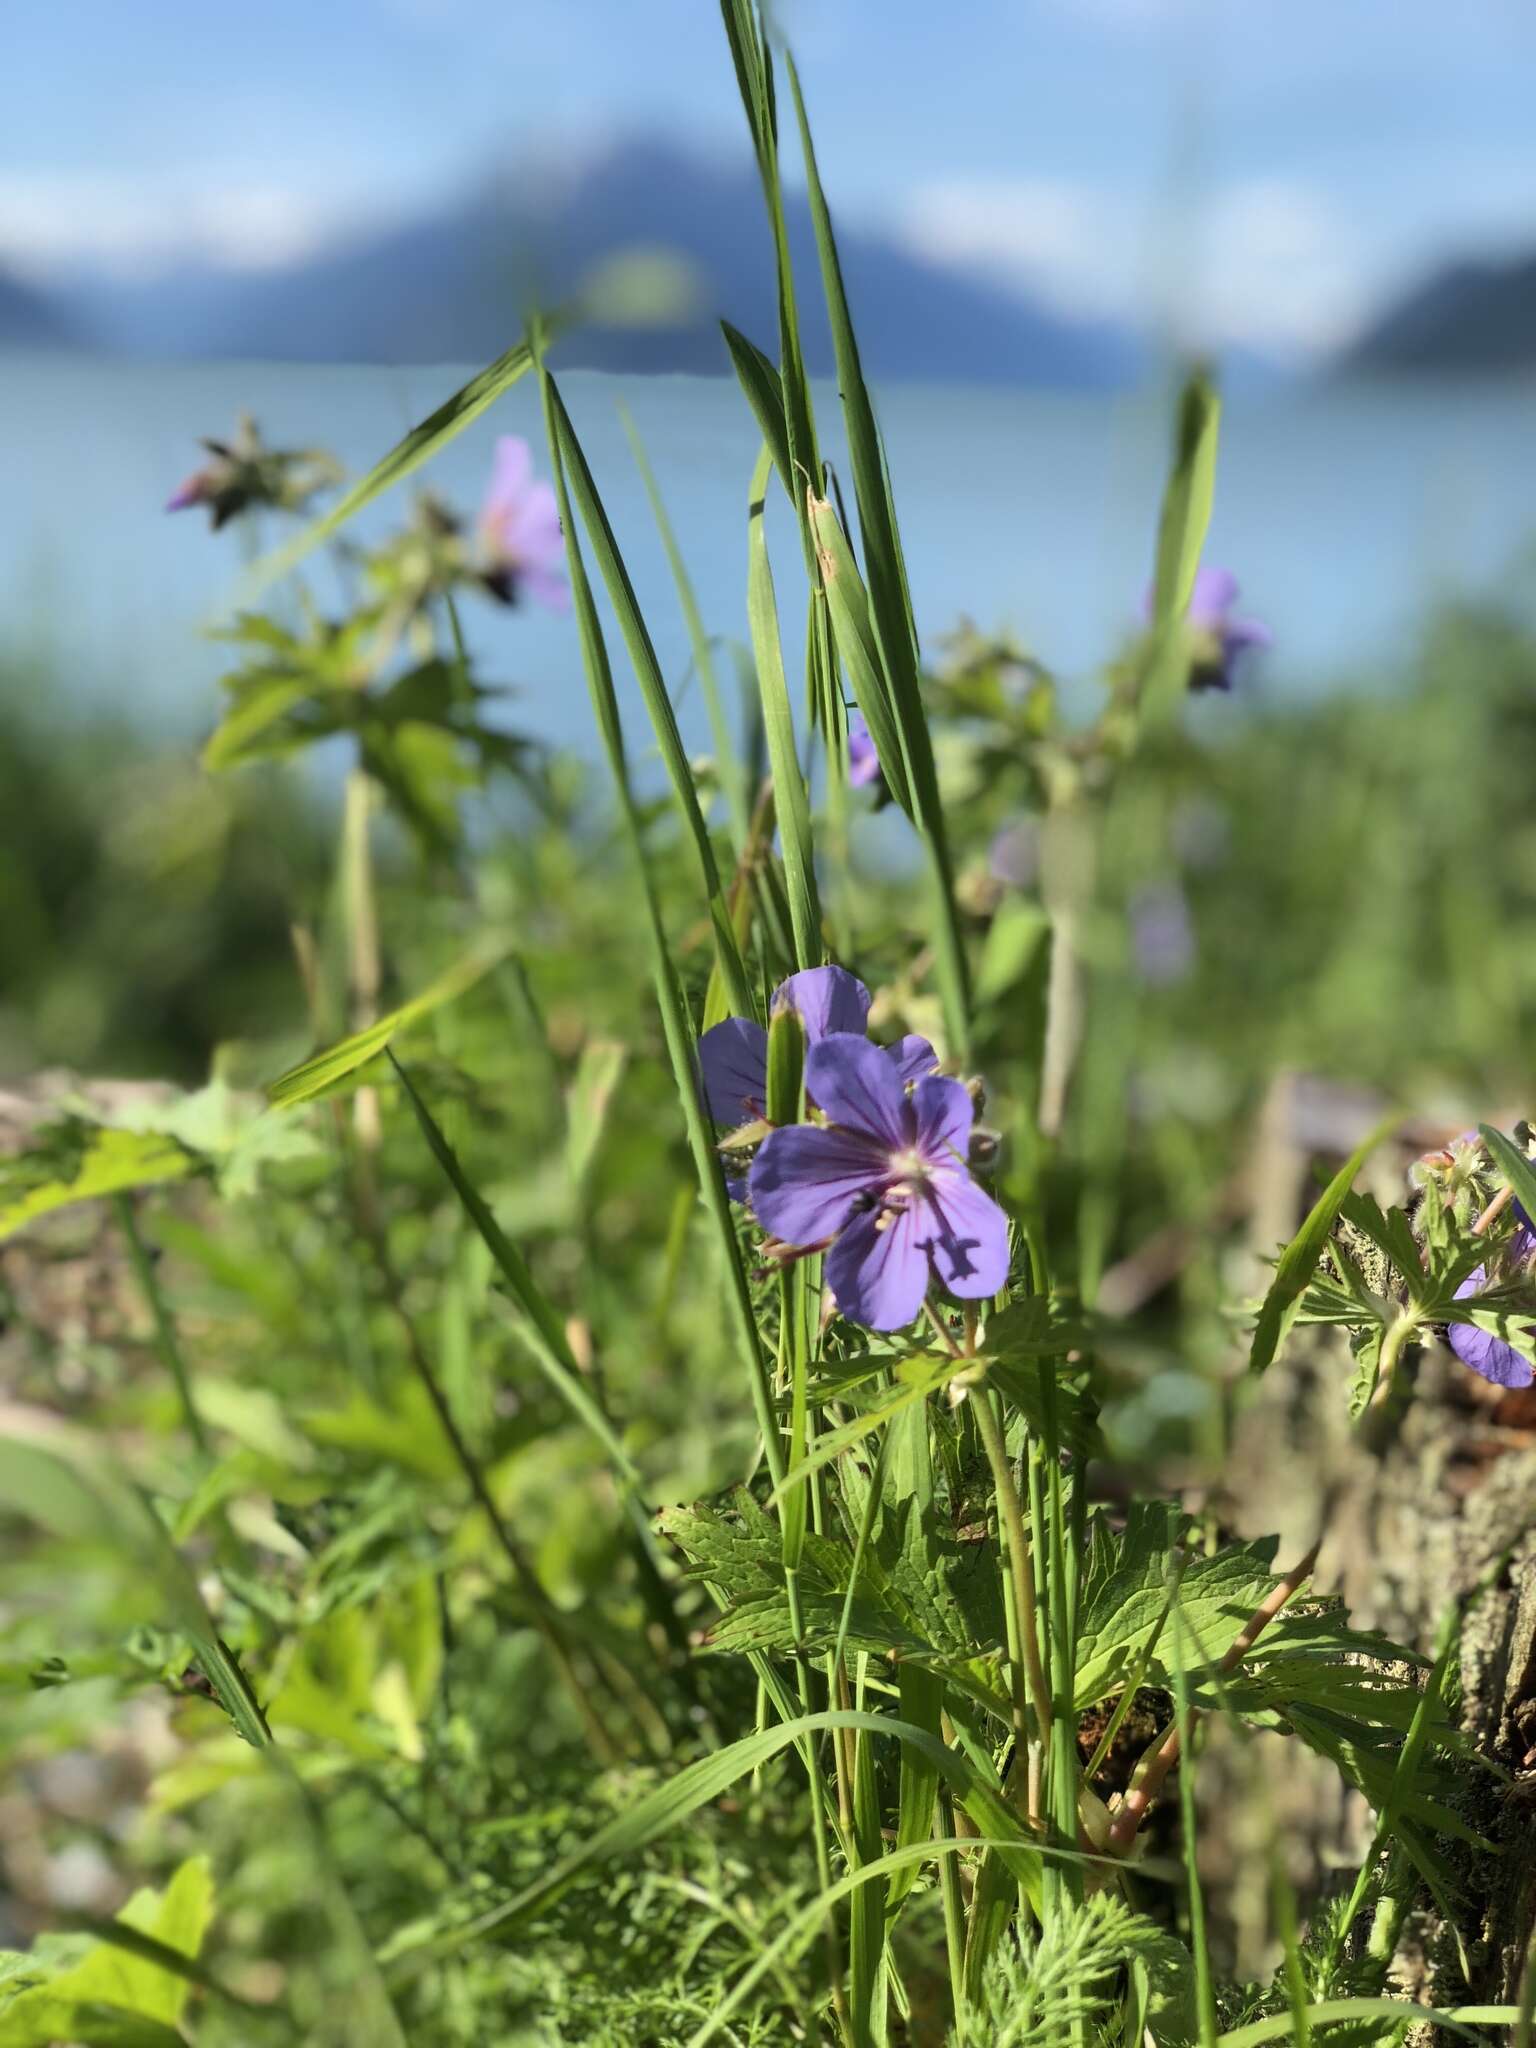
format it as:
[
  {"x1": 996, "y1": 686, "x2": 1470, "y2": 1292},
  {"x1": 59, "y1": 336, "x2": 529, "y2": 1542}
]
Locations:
[
  {"x1": 1145, "y1": 565, "x2": 1270, "y2": 692},
  {"x1": 697, "y1": 965, "x2": 937, "y2": 1133},
  {"x1": 749, "y1": 1034, "x2": 1009, "y2": 1330},
  {"x1": 847, "y1": 712, "x2": 881, "y2": 789},
  {"x1": 477, "y1": 436, "x2": 568, "y2": 611},
  {"x1": 1448, "y1": 1221, "x2": 1536, "y2": 1389}
]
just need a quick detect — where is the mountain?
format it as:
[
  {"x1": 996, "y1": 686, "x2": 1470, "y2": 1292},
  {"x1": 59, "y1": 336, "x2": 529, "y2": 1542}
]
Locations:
[
  {"x1": 0, "y1": 268, "x2": 84, "y2": 351},
  {"x1": 55, "y1": 139, "x2": 1141, "y2": 387},
  {"x1": 1343, "y1": 253, "x2": 1536, "y2": 374}
]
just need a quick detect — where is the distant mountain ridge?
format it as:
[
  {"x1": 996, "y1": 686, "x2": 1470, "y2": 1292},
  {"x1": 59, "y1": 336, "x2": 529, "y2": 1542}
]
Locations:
[
  {"x1": 1344, "y1": 251, "x2": 1536, "y2": 374},
  {"x1": 28, "y1": 138, "x2": 1143, "y2": 387},
  {"x1": 0, "y1": 267, "x2": 84, "y2": 351}
]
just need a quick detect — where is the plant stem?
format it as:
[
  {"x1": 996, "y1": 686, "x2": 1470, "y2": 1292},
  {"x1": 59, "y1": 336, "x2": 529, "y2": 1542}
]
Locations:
[
  {"x1": 970, "y1": 1385, "x2": 1053, "y2": 1786},
  {"x1": 113, "y1": 1194, "x2": 208, "y2": 1456}
]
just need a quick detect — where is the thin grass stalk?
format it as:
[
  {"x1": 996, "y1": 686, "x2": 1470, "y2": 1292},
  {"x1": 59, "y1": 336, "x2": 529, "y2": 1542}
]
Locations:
[
  {"x1": 620, "y1": 401, "x2": 751, "y2": 851},
  {"x1": 1171, "y1": 1617, "x2": 1219, "y2": 2047},
  {"x1": 113, "y1": 1194, "x2": 208, "y2": 1457},
  {"x1": 545, "y1": 375, "x2": 755, "y2": 1021},
  {"x1": 748, "y1": 444, "x2": 821, "y2": 968},
  {"x1": 534, "y1": 342, "x2": 782, "y2": 1485}
]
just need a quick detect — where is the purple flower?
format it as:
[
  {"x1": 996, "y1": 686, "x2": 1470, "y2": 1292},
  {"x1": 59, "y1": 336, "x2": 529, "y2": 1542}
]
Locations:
[
  {"x1": 166, "y1": 416, "x2": 340, "y2": 530},
  {"x1": 847, "y1": 712, "x2": 881, "y2": 789},
  {"x1": 1448, "y1": 1223, "x2": 1536, "y2": 1389},
  {"x1": 697, "y1": 965, "x2": 938, "y2": 1131},
  {"x1": 477, "y1": 436, "x2": 568, "y2": 611},
  {"x1": 749, "y1": 1035, "x2": 1009, "y2": 1330},
  {"x1": 1145, "y1": 565, "x2": 1270, "y2": 692},
  {"x1": 166, "y1": 472, "x2": 212, "y2": 513},
  {"x1": 1129, "y1": 882, "x2": 1195, "y2": 987}
]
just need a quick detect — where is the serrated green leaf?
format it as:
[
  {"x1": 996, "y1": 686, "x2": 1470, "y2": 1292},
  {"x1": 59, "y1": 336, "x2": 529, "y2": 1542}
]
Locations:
[{"x1": 0, "y1": 1127, "x2": 193, "y2": 1243}]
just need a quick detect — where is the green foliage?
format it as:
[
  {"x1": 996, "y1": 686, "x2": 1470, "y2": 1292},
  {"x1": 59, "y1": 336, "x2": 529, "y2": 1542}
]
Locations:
[
  {"x1": 962, "y1": 1893, "x2": 1199, "y2": 2047},
  {"x1": 9, "y1": 7, "x2": 1536, "y2": 2041},
  {"x1": 0, "y1": 1858, "x2": 215, "y2": 2047}
]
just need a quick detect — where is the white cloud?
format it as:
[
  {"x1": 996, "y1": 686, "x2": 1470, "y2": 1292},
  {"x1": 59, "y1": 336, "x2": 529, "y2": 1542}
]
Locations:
[
  {"x1": 0, "y1": 173, "x2": 380, "y2": 281},
  {"x1": 902, "y1": 177, "x2": 1135, "y2": 324},
  {"x1": 1188, "y1": 179, "x2": 1367, "y2": 356},
  {"x1": 900, "y1": 172, "x2": 1363, "y2": 361}
]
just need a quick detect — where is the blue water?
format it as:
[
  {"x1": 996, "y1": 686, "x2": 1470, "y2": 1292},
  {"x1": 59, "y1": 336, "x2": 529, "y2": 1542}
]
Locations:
[{"x1": 6, "y1": 356, "x2": 1536, "y2": 753}]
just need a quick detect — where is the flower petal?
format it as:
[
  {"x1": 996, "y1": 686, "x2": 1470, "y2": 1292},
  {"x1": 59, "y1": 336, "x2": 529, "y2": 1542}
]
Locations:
[
  {"x1": 484, "y1": 435, "x2": 533, "y2": 512},
  {"x1": 771, "y1": 966, "x2": 871, "y2": 1043},
  {"x1": 1448, "y1": 1317, "x2": 1535, "y2": 1388},
  {"x1": 697, "y1": 1017, "x2": 768, "y2": 1126},
  {"x1": 749, "y1": 1123, "x2": 887, "y2": 1245},
  {"x1": 846, "y1": 714, "x2": 881, "y2": 789},
  {"x1": 913, "y1": 1074, "x2": 973, "y2": 1162},
  {"x1": 884, "y1": 1035, "x2": 940, "y2": 1088},
  {"x1": 825, "y1": 1203, "x2": 928, "y2": 1330},
  {"x1": 917, "y1": 1169, "x2": 1012, "y2": 1300},
  {"x1": 805, "y1": 1033, "x2": 912, "y2": 1148},
  {"x1": 1187, "y1": 564, "x2": 1239, "y2": 626},
  {"x1": 1225, "y1": 614, "x2": 1272, "y2": 652},
  {"x1": 1450, "y1": 1266, "x2": 1536, "y2": 1388}
]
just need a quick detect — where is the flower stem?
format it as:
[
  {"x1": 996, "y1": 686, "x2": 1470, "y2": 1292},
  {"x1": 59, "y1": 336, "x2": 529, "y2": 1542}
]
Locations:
[{"x1": 970, "y1": 1383, "x2": 1053, "y2": 1778}]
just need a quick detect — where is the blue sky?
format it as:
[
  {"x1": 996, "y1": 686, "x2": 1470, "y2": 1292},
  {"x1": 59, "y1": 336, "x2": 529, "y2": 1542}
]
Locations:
[{"x1": 11, "y1": 0, "x2": 1536, "y2": 359}]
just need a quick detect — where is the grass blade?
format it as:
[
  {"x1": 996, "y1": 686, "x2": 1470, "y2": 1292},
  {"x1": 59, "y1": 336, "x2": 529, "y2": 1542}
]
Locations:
[
  {"x1": 1141, "y1": 368, "x2": 1223, "y2": 727},
  {"x1": 392, "y1": 1709, "x2": 1045, "y2": 1966},
  {"x1": 546, "y1": 374, "x2": 755, "y2": 1021},
  {"x1": 238, "y1": 333, "x2": 546, "y2": 599},
  {"x1": 267, "y1": 935, "x2": 512, "y2": 1105},
  {"x1": 786, "y1": 53, "x2": 918, "y2": 677},
  {"x1": 721, "y1": 321, "x2": 793, "y2": 504},
  {"x1": 388, "y1": 1051, "x2": 641, "y2": 1487},
  {"x1": 1213, "y1": 2005, "x2": 1518, "y2": 2047},
  {"x1": 1249, "y1": 1112, "x2": 1399, "y2": 1373},
  {"x1": 748, "y1": 445, "x2": 820, "y2": 969},
  {"x1": 533, "y1": 339, "x2": 781, "y2": 1482},
  {"x1": 620, "y1": 400, "x2": 751, "y2": 851}
]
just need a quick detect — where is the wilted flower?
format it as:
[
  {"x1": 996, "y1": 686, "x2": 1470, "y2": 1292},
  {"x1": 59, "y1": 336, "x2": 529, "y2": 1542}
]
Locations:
[
  {"x1": 166, "y1": 413, "x2": 340, "y2": 530},
  {"x1": 697, "y1": 965, "x2": 936, "y2": 1135},
  {"x1": 847, "y1": 712, "x2": 881, "y2": 789},
  {"x1": 1145, "y1": 565, "x2": 1270, "y2": 692},
  {"x1": 477, "y1": 437, "x2": 567, "y2": 611},
  {"x1": 749, "y1": 1034, "x2": 1009, "y2": 1330}
]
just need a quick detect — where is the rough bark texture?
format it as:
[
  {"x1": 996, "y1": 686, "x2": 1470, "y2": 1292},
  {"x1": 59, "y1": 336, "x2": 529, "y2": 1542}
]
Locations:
[{"x1": 1214, "y1": 1080, "x2": 1536, "y2": 2018}]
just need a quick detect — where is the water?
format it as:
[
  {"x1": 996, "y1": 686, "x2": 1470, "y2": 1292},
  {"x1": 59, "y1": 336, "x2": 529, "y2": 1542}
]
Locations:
[{"x1": 5, "y1": 355, "x2": 1536, "y2": 754}]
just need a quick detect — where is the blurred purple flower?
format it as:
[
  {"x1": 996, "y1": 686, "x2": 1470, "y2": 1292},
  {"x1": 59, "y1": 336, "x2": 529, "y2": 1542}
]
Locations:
[
  {"x1": 989, "y1": 820, "x2": 1040, "y2": 892},
  {"x1": 749, "y1": 1034, "x2": 1009, "y2": 1330},
  {"x1": 1448, "y1": 1221, "x2": 1536, "y2": 1389},
  {"x1": 1129, "y1": 882, "x2": 1195, "y2": 987},
  {"x1": 696, "y1": 965, "x2": 936, "y2": 1132},
  {"x1": 1145, "y1": 565, "x2": 1270, "y2": 692},
  {"x1": 166, "y1": 415, "x2": 340, "y2": 530},
  {"x1": 847, "y1": 712, "x2": 881, "y2": 788},
  {"x1": 477, "y1": 437, "x2": 568, "y2": 611}
]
